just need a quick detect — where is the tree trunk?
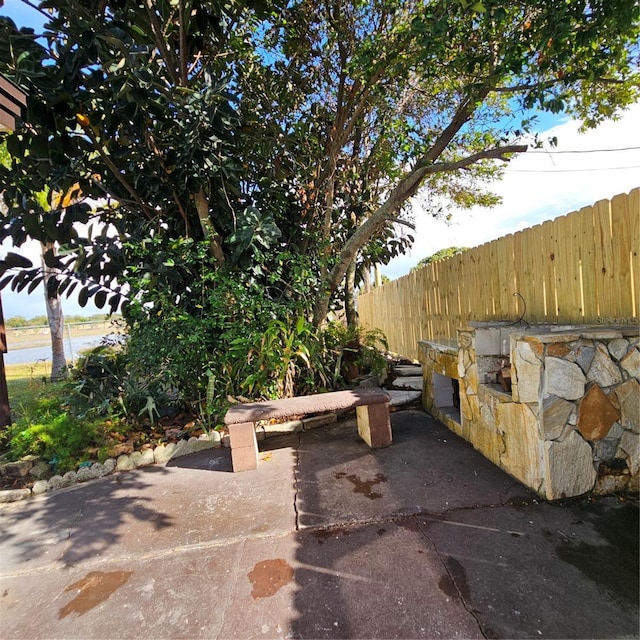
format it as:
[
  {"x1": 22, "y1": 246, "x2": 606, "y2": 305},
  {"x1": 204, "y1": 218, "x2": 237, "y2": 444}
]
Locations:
[
  {"x1": 0, "y1": 294, "x2": 11, "y2": 428},
  {"x1": 194, "y1": 190, "x2": 226, "y2": 263},
  {"x1": 374, "y1": 265, "x2": 382, "y2": 287},
  {"x1": 41, "y1": 243, "x2": 68, "y2": 381},
  {"x1": 344, "y1": 258, "x2": 357, "y2": 328}
]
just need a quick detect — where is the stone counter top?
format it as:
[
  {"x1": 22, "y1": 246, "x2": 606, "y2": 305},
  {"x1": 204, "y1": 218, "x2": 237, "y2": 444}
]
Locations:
[
  {"x1": 419, "y1": 322, "x2": 639, "y2": 500},
  {"x1": 418, "y1": 339, "x2": 458, "y2": 354},
  {"x1": 514, "y1": 327, "x2": 640, "y2": 344}
]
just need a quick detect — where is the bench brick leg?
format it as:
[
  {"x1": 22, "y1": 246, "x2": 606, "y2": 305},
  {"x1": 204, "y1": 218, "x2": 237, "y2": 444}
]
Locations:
[
  {"x1": 228, "y1": 422, "x2": 259, "y2": 472},
  {"x1": 356, "y1": 403, "x2": 392, "y2": 448}
]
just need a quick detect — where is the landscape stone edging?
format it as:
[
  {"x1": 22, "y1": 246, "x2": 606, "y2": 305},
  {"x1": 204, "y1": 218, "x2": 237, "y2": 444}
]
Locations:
[
  {"x1": 0, "y1": 412, "x2": 341, "y2": 504},
  {"x1": 0, "y1": 432, "x2": 222, "y2": 504}
]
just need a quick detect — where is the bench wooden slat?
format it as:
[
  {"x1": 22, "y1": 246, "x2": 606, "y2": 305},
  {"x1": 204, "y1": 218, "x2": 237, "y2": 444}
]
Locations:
[
  {"x1": 225, "y1": 387, "x2": 392, "y2": 471},
  {"x1": 224, "y1": 388, "x2": 390, "y2": 425}
]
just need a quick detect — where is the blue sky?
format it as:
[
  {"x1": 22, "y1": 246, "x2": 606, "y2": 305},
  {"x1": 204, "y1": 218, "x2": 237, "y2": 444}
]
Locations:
[
  {"x1": 1, "y1": 1, "x2": 47, "y2": 29},
  {"x1": 1, "y1": 1, "x2": 639, "y2": 316}
]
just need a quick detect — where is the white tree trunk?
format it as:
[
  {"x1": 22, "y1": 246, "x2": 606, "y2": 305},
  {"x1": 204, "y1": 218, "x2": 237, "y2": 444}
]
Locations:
[{"x1": 41, "y1": 242, "x2": 68, "y2": 381}]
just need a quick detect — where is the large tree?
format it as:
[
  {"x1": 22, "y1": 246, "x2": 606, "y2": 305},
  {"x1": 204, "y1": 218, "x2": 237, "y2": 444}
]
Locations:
[
  {"x1": 0, "y1": 0, "x2": 638, "y2": 328},
  {"x1": 236, "y1": 0, "x2": 639, "y2": 324},
  {"x1": 0, "y1": 0, "x2": 265, "y2": 315}
]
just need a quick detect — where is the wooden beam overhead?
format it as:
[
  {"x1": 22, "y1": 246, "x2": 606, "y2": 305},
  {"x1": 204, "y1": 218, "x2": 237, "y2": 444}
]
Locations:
[{"x1": 0, "y1": 74, "x2": 27, "y2": 130}]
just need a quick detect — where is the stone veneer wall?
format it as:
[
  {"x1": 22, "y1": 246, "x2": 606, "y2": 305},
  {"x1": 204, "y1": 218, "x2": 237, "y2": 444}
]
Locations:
[{"x1": 420, "y1": 325, "x2": 639, "y2": 500}]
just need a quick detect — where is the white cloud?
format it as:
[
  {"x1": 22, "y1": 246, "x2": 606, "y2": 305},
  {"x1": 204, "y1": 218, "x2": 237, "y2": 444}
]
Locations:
[{"x1": 382, "y1": 101, "x2": 640, "y2": 279}]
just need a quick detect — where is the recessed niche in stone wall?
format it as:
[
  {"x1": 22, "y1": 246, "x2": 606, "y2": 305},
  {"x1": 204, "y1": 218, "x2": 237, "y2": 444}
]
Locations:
[{"x1": 432, "y1": 372, "x2": 460, "y2": 425}]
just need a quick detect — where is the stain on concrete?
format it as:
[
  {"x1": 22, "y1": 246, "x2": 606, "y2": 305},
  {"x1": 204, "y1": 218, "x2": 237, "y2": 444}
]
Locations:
[
  {"x1": 556, "y1": 501, "x2": 639, "y2": 609},
  {"x1": 248, "y1": 559, "x2": 294, "y2": 599},
  {"x1": 438, "y1": 573, "x2": 458, "y2": 599},
  {"x1": 58, "y1": 571, "x2": 132, "y2": 619},
  {"x1": 442, "y1": 557, "x2": 499, "y2": 638},
  {"x1": 334, "y1": 471, "x2": 387, "y2": 499},
  {"x1": 444, "y1": 556, "x2": 471, "y2": 602}
]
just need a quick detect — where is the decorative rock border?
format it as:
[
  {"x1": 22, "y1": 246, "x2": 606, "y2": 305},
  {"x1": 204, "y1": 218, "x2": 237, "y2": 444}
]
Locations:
[
  {"x1": 0, "y1": 432, "x2": 223, "y2": 504},
  {"x1": 0, "y1": 412, "x2": 341, "y2": 504}
]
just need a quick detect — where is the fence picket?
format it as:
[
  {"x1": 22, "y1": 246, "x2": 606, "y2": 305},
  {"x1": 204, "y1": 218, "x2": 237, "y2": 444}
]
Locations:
[{"x1": 358, "y1": 188, "x2": 640, "y2": 360}]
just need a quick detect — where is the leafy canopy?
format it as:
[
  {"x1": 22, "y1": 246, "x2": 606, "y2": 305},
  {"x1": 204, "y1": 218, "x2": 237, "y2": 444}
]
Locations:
[
  {"x1": 411, "y1": 247, "x2": 469, "y2": 272},
  {"x1": 0, "y1": 0, "x2": 638, "y2": 327}
]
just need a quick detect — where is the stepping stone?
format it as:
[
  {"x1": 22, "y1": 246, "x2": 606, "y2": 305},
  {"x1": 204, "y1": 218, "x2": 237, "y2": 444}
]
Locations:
[
  {"x1": 386, "y1": 390, "x2": 422, "y2": 407},
  {"x1": 392, "y1": 376, "x2": 423, "y2": 391},
  {"x1": 393, "y1": 365, "x2": 423, "y2": 377}
]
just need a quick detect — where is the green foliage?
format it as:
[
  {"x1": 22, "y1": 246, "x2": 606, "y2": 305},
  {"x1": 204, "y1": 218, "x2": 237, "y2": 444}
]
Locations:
[
  {"x1": 0, "y1": 0, "x2": 256, "y2": 313},
  {"x1": 411, "y1": 247, "x2": 469, "y2": 272},
  {"x1": 0, "y1": 140, "x2": 8, "y2": 169},
  {"x1": 1, "y1": 1, "x2": 638, "y2": 433},
  {"x1": 4, "y1": 393, "x2": 102, "y2": 473},
  {"x1": 60, "y1": 257, "x2": 324, "y2": 425},
  {"x1": 66, "y1": 343, "x2": 165, "y2": 424},
  {"x1": 2, "y1": 1, "x2": 638, "y2": 328},
  {"x1": 240, "y1": 317, "x2": 316, "y2": 399},
  {"x1": 321, "y1": 322, "x2": 389, "y2": 387}
]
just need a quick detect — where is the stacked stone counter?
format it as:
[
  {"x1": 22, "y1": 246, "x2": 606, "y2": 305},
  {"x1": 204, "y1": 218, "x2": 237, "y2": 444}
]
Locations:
[{"x1": 420, "y1": 324, "x2": 639, "y2": 500}]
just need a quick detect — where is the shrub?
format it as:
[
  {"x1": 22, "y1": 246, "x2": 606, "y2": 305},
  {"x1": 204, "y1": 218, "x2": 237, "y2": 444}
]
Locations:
[
  {"x1": 320, "y1": 322, "x2": 389, "y2": 386},
  {"x1": 68, "y1": 343, "x2": 170, "y2": 424},
  {"x1": 5, "y1": 393, "x2": 103, "y2": 473}
]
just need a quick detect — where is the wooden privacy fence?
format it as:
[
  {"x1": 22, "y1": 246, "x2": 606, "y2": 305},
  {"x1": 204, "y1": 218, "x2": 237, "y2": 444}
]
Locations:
[{"x1": 357, "y1": 188, "x2": 639, "y2": 361}]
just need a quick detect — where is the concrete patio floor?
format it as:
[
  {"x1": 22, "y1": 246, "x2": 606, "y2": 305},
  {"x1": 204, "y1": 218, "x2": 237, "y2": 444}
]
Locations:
[{"x1": 0, "y1": 409, "x2": 637, "y2": 639}]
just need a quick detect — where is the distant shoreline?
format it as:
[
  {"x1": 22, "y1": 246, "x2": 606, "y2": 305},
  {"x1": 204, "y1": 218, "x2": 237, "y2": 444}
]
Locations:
[
  {"x1": 3, "y1": 322, "x2": 123, "y2": 366},
  {"x1": 4, "y1": 322, "x2": 120, "y2": 351}
]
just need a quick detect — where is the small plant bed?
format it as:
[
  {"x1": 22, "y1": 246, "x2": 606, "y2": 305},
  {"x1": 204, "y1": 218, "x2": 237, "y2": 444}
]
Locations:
[
  {"x1": 1, "y1": 320, "x2": 395, "y2": 499},
  {"x1": 1, "y1": 362, "x2": 220, "y2": 494},
  {"x1": 0, "y1": 408, "x2": 216, "y2": 493}
]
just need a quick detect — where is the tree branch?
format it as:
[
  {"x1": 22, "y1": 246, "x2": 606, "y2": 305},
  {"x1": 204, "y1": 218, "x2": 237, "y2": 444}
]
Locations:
[
  {"x1": 420, "y1": 144, "x2": 529, "y2": 176},
  {"x1": 492, "y1": 79, "x2": 558, "y2": 93},
  {"x1": 18, "y1": 0, "x2": 52, "y2": 22},
  {"x1": 143, "y1": 0, "x2": 181, "y2": 87},
  {"x1": 194, "y1": 190, "x2": 226, "y2": 264},
  {"x1": 313, "y1": 142, "x2": 527, "y2": 325},
  {"x1": 178, "y1": 0, "x2": 188, "y2": 86},
  {"x1": 81, "y1": 125, "x2": 155, "y2": 220},
  {"x1": 384, "y1": 217, "x2": 415, "y2": 231}
]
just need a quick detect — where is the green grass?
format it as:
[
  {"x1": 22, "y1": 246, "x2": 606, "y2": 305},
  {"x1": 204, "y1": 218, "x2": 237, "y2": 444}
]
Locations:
[{"x1": 5, "y1": 361, "x2": 53, "y2": 418}]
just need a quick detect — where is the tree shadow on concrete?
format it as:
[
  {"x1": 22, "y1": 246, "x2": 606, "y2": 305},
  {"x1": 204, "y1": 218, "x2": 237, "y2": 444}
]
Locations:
[
  {"x1": 288, "y1": 409, "x2": 640, "y2": 639},
  {"x1": 288, "y1": 410, "x2": 505, "y2": 638},
  {"x1": 0, "y1": 466, "x2": 174, "y2": 569}
]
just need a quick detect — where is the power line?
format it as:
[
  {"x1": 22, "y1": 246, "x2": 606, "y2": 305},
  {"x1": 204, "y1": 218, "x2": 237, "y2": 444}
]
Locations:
[
  {"x1": 528, "y1": 146, "x2": 640, "y2": 154},
  {"x1": 508, "y1": 165, "x2": 640, "y2": 173}
]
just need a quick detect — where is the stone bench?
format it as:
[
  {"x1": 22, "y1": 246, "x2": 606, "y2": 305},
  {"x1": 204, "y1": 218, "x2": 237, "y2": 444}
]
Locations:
[{"x1": 224, "y1": 388, "x2": 392, "y2": 472}]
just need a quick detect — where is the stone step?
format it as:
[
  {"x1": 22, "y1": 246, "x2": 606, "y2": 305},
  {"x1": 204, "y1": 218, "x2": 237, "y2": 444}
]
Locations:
[
  {"x1": 393, "y1": 365, "x2": 422, "y2": 377},
  {"x1": 391, "y1": 376, "x2": 423, "y2": 391},
  {"x1": 386, "y1": 390, "x2": 422, "y2": 407}
]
